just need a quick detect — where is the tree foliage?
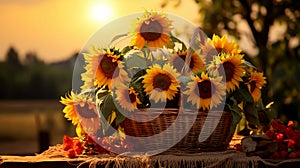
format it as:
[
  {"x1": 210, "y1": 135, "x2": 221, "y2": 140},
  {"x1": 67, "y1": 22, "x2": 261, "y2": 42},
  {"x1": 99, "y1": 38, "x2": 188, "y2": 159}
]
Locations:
[
  {"x1": 0, "y1": 46, "x2": 75, "y2": 99},
  {"x1": 196, "y1": 0, "x2": 299, "y2": 72},
  {"x1": 163, "y1": 0, "x2": 300, "y2": 122},
  {"x1": 194, "y1": 0, "x2": 300, "y2": 121}
]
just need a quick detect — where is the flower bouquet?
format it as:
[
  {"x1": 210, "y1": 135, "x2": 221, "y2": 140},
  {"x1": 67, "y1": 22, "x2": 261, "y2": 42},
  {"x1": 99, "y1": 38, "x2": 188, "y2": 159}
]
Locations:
[{"x1": 60, "y1": 9, "x2": 267, "y2": 156}]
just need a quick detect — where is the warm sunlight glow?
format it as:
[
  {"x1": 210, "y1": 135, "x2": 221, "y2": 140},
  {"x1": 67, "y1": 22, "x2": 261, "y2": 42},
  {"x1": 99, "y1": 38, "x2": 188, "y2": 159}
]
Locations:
[{"x1": 91, "y1": 3, "x2": 112, "y2": 22}]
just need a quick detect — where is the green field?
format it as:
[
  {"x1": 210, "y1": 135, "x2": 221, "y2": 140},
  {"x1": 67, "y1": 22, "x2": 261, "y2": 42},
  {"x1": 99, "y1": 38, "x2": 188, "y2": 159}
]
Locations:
[{"x1": 0, "y1": 100, "x2": 76, "y2": 155}]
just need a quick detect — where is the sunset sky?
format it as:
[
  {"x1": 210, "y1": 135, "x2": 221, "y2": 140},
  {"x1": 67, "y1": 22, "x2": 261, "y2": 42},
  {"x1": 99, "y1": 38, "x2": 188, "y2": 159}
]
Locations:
[{"x1": 0, "y1": 0, "x2": 200, "y2": 63}]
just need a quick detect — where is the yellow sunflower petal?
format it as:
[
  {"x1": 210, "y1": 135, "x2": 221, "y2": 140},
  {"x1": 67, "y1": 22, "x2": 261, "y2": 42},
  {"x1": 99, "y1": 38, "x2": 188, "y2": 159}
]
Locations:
[
  {"x1": 115, "y1": 85, "x2": 142, "y2": 112},
  {"x1": 201, "y1": 34, "x2": 241, "y2": 64},
  {"x1": 143, "y1": 63, "x2": 179, "y2": 103},
  {"x1": 184, "y1": 72, "x2": 226, "y2": 110},
  {"x1": 169, "y1": 50, "x2": 206, "y2": 73},
  {"x1": 81, "y1": 47, "x2": 129, "y2": 91},
  {"x1": 210, "y1": 53, "x2": 245, "y2": 92},
  {"x1": 130, "y1": 10, "x2": 172, "y2": 49},
  {"x1": 60, "y1": 91, "x2": 100, "y2": 134},
  {"x1": 247, "y1": 71, "x2": 267, "y2": 102}
]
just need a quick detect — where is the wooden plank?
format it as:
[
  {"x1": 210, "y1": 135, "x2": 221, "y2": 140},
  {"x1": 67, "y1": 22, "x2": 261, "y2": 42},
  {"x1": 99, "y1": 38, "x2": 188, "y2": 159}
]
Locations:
[{"x1": 0, "y1": 156, "x2": 86, "y2": 168}]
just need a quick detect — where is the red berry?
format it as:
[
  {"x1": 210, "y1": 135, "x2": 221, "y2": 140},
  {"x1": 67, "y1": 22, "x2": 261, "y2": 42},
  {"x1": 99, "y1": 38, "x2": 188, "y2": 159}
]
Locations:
[
  {"x1": 62, "y1": 136, "x2": 74, "y2": 151},
  {"x1": 280, "y1": 150, "x2": 288, "y2": 158},
  {"x1": 276, "y1": 133, "x2": 284, "y2": 142},
  {"x1": 73, "y1": 140, "x2": 84, "y2": 155},
  {"x1": 63, "y1": 136, "x2": 74, "y2": 145},
  {"x1": 66, "y1": 149, "x2": 76, "y2": 158},
  {"x1": 271, "y1": 152, "x2": 280, "y2": 159},
  {"x1": 288, "y1": 121, "x2": 294, "y2": 128},
  {"x1": 288, "y1": 139, "x2": 296, "y2": 148},
  {"x1": 234, "y1": 144, "x2": 243, "y2": 152},
  {"x1": 295, "y1": 151, "x2": 300, "y2": 157},
  {"x1": 265, "y1": 130, "x2": 275, "y2": 139},
  {"x1": 289, "y1": 153, "x2": 297, "y2": 158}
]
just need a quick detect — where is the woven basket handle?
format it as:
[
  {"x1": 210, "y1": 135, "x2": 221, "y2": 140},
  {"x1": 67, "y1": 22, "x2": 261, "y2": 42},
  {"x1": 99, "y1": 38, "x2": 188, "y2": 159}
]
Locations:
[{"x1": 181, "y1": 27, "x2": 205, "y2": 74}]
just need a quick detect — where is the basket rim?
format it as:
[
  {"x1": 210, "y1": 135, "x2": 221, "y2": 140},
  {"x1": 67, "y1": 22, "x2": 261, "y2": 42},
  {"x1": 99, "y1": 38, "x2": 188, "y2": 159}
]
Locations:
[{"x1": 126, "y1": 108, "x2": 230, "y2": 116}]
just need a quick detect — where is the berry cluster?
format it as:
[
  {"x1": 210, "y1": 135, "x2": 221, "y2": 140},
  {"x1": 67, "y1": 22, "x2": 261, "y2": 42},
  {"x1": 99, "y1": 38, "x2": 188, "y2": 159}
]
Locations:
[
  {"x1": 62, "y1": 135, "x2": 133, "y2": 158},
  {"x1": 265, "y1": 119, "x2": 300, "y2": 159},
  {"x1": 62, "y1": 136, "x2": 84, "y2": 158}
]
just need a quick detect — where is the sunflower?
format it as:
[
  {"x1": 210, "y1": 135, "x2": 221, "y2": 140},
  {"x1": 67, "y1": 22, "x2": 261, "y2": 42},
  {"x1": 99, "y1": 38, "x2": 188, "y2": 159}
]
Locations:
[
  {"x1": 130, "y1": 10, "x2": 172, "y2": 49},
  {"x1": 211, "y1": 34, "x2": 241, "y2": 54},
  {"x1": 115, "y1": 85, "x2": 142, "y2": 112},
  {"x1": 246, "y1": 71, "x2": 267, "y2": 102},
  {"x1": 184, "y1": 72, "x2": 226, "y2": 110},
  {"x1": 211, "y1": 53, "x2": 245, "y2": 92},
  {"x1": 169, "y1": 50, "x2": 206, "y2": 73},
  {"x1": 60, "y1": 91, "x2": 100, "y2": 135},
  {"x1": 200, "y1": 40, "x2": 218, "y2": 64},
  {"x1": 76, "y1": 124, "x2": 86, "y2": 137},
  {"x1": 81, "y1": 47, "x2": 129, "y2": 91},
  {"x1": 201, "y1": 34, "x2": 241, "y2": 63},
  {"x1": 143, "y1": 63, "x2": 180, "y2": 103},
  {"x1": 60, "y1": 91, "x2": 80, "y2": 126}
]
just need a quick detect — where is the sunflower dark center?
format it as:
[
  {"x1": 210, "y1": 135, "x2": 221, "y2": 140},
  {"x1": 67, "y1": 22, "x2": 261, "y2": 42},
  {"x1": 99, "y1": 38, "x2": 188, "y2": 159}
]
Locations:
[
  {"x1": 153, "y1": 73, "x2": 172, "y2": 91},
  {"x1": 75, "y1": 104, "x2": 98, "y2": 119},
  {"x1": 215, "y1": 47, "x2": 223, "y2": 53},
  {"x1": 128, "y1": 91, "x2": 137, "y2": 103},
  {"x1": 195, "y1": 80, "x2": 214, "y2": 99},
  {"x1": 99, "y1": 54, "x2": 119, "y2": 78},
  {"x1": 173, "y1": 55, "x2": 195, "y2": 72},
  {"x1": 140, "y1": 19, "x2": 163, "y2": 41},
  {"x1": 249, "y1": 81, "x2": 256, "y2": 92},
  {"x1": 221, "y1": 61, "x2": 235, "y2": 82}
]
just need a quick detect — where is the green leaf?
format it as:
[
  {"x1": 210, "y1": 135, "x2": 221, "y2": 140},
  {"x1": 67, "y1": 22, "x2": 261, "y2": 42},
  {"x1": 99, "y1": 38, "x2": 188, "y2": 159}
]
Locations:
[
  {"x1": 99, "y1": 117, "x2": 109, "y2": 134},
  {"x1": 107, "y1": 111, "x2": 117, "y2": 125},
  {"x1": 226, "y1": 97, "x2": 242, "y2": 133},
  {"x1": 233, "y1": 87, "x2": 254, "y2": 103},
  {"x1": 109, "y1": 33, "x2": 128, "y2": 45},
  {"x1": 121, "y1": 46, "x2": 134, "y2": 54},
  {"x1": 97, "y1": 93, "x2": 128, "y2": 135},
  {"x1": 152, "y1": 59, "x2": 168, "y2": 66},
  {"x1": 166, "y1": 40, "x2": 175, "y2": 49},
  {"x1": 124, "y1": 50, "x2": 147, "y2": 70},
  {"x1": 242, "y1": 60, "x2": 257, "y2": 69},
  {"x1": 230, "y1": 107, "x2": 243, "y2": 133},
  {"x1": 98, "y1": 94, "x2": 118, "y2": 133},
  {"x1": 115, "y1": 112, "x2": 126, "y2": 126},
  {"x1": 234, "y1": 113, "x2": 247, "y2": 134},
  {"x1": 178, "y1": 75, "x2": 192, "y2": 86},
  {"x1": 96, "y1": 88, "x2": 109, "y2": 99},
  {"x1": 100, "y1": 94, "x2": 117, "y2": 119},
  {"x1": 244, "y1": 102, "x2": 260, "y2": 127}
]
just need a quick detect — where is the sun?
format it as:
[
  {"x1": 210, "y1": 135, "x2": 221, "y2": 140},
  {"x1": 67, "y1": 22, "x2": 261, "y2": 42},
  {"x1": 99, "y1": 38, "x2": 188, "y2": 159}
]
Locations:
[{"x1": 91, "y1": 3, "x2": 112, "y2": 22}]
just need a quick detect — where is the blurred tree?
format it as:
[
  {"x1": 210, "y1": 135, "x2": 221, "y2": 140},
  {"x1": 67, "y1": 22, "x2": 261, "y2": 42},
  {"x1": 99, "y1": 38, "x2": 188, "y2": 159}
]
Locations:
[
  {"x1": 163, "y1": 0, "x2": 300, "y2": 122},
  {"x1": 6, "y1": 47, "x2": 21, "y2": 67},
  {"x1": 195, "y1": 0, "x2": 300, "y2": 77},
  {"x1": 24, "y1": 52, "x2": 44, "y2": 65},
  {"x1": 1, "y1": 47, "x2": 23, "y2": 98},
  {"x1": 0, "y1": 46, "x2": 75, "y2": 99}
]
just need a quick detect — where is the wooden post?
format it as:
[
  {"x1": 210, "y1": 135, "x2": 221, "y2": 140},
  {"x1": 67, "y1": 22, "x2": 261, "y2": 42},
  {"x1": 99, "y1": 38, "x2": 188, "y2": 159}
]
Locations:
[{"x1": 35, "y1": 113, "x2": 50, "y2": 153}]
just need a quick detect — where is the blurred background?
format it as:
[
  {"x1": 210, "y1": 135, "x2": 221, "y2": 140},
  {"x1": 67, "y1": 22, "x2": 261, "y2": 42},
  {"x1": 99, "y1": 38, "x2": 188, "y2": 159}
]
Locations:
[{"x1": 0, "y1": 0, "x2": 299, "y2": 155}]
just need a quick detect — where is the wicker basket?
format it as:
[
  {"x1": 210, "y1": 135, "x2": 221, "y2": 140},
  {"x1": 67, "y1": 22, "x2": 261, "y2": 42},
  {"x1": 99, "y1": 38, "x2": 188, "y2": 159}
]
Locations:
[{"x1": 121, "y1": 108, "x2": 233, "y2": 153}]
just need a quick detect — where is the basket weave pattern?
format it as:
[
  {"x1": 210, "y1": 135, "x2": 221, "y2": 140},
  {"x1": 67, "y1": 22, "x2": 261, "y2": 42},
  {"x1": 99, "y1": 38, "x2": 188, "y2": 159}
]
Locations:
[{"x1": 121, "y1": 108, "x2": 233, "y2": 153}]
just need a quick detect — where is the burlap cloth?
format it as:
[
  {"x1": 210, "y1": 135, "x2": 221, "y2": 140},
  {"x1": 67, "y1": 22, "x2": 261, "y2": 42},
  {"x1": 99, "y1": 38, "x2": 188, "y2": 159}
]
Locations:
[{"x1": 1, "y1": 144, "x2": 300, "y2": 168}]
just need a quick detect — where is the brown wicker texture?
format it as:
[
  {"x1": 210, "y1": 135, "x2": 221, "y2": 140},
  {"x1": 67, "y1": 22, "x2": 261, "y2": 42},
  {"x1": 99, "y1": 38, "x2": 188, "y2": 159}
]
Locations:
[{"x1": 121, "y1": 108, "x2": 233, "y2": 153}]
